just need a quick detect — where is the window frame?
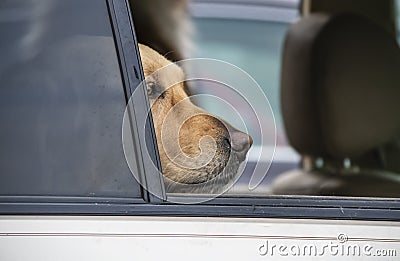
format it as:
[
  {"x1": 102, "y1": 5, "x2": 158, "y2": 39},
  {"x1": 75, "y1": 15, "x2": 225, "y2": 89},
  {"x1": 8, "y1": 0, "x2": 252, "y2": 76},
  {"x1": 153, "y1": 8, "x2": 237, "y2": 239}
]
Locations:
[
  {"x1": 1, "y1": 195, "x2": 400, "y2": 221},
  {"x1": 0, "y1": 0, "x2": 399, "y2": 222},
  {"x1": 106, "y1": 0, "x2": 166, "y2": 203}
]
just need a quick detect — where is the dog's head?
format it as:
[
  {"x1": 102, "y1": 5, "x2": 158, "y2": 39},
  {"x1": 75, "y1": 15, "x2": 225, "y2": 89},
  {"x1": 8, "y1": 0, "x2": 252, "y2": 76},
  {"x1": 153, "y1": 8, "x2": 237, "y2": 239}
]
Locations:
[{"x1": 139, "y1": 44, "x2": 252, "y2": 193}]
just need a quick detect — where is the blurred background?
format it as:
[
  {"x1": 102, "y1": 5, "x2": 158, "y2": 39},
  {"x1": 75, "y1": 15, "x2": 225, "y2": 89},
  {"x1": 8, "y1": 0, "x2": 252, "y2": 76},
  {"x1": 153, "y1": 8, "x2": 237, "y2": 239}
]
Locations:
[
  {"x1": 186, "y1": 0, "x2": 302, "y2": 193},
  {"x1": 190, "y1": 0, "x2": 299, "y2": 147},
  {"x1": 189, "y1": 0, "x2": 400, "y2": 155}
]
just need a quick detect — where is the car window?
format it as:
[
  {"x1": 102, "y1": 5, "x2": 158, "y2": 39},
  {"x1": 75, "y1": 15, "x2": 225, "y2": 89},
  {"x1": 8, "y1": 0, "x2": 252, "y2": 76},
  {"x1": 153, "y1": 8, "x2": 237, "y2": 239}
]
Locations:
[
  {"x1": 0, "y1": 0, "x2": 141, "y2": 198},
  {"x1": 132, "y1": 0, "x2": 400, "y2": 201}
]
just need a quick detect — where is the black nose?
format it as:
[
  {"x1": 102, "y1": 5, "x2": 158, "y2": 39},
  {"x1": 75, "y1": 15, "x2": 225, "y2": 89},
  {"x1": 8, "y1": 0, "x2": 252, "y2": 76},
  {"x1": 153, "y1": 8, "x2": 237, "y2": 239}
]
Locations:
[{"x1": 230, "y1": 131, "x2": 253, "y2": 159}]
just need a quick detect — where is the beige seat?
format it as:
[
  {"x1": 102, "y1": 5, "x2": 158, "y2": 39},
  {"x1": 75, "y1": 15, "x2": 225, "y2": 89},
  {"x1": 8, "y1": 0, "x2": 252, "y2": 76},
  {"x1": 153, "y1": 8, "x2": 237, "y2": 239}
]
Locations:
[{"x1": 272, "y1": 13, "x2": 400, "y2": 197}]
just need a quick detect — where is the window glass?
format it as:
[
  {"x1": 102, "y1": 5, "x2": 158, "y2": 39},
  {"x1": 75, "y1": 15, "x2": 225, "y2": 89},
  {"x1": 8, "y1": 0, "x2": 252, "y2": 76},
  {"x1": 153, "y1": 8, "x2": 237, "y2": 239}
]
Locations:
[{"x1": 0, "y1": 0, "x2": 141, "y2": 198}]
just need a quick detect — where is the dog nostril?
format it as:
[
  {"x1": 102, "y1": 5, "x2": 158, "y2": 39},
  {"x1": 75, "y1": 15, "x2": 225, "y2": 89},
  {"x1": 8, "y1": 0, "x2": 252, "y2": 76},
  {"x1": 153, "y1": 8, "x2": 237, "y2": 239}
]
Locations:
[
  {"x1": 223, "y1": 137, "x2": 231, "y2": 150},
  {"x1": 231, "y1": 131, "x2": 252, "y2": 153}
]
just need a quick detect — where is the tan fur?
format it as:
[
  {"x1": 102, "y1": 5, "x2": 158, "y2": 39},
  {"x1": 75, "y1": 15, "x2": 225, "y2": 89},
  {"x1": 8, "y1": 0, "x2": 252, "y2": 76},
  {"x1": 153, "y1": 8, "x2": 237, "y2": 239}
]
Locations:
[{"x1": 139, "y1": 44, "x2": 251, "y2": 193}]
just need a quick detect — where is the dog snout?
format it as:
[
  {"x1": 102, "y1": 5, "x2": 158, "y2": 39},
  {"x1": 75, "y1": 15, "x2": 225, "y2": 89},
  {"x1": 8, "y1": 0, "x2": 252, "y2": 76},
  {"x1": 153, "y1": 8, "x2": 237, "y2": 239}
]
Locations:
[{"x1": 230, "y1": 131, "x2": 253, "y2": 160}]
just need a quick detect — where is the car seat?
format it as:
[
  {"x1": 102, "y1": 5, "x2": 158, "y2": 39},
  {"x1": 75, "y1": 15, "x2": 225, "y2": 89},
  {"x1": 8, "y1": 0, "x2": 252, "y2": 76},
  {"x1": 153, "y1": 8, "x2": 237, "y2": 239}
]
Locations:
[{"x1": 272, "y1": 13, "x2": 400, "y2": 197}]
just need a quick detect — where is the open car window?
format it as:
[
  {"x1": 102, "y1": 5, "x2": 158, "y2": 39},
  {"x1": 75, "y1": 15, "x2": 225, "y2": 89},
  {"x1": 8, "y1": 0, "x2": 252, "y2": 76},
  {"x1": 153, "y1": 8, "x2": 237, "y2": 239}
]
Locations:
[
  {"x1": 131, "y1": 0, "x2": 400, "y2": 203},
  {"x1": 0, "y1": 0, "x2": 144, "y2": 199}
]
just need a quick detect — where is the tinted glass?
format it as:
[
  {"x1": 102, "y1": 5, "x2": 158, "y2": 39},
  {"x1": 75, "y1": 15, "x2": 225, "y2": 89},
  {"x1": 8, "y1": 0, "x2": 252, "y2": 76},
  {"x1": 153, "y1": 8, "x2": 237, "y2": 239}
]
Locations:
[{"x1": 0, "y1": 0, "x2": 141, "y2": 198}]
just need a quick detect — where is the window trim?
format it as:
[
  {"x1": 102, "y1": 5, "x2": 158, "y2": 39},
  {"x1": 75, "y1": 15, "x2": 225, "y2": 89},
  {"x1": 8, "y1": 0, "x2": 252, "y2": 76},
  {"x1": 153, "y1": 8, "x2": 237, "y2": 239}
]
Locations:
[
  {"x1": 0, "y1": 0, "x2": 399, "y2": 222},
  {"x1": 0, "y1": 195, "x2": 399, "y2": 221},
  {"x1": 107, "y1": 0, "x2": 166, "y2": 203}
]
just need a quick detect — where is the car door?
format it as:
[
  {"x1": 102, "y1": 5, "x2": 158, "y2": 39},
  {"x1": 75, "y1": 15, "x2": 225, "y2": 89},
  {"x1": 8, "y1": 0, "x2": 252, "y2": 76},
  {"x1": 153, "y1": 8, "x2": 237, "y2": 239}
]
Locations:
[{"x1": 0, "y1": 0, "x2": 399, "y2": 260}]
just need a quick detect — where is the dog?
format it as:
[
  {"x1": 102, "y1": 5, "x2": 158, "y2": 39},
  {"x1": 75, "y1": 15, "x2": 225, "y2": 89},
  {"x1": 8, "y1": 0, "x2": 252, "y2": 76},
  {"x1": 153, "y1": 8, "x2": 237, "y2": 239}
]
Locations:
[{"x1": 139, "y1": 44, "x2": 252, "y2": 193}]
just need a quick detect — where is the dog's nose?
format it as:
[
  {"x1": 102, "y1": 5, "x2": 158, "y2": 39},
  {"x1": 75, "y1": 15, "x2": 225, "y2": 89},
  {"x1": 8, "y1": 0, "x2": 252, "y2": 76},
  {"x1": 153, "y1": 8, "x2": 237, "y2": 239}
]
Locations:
[{"x1": 230, "y1": 131, "x2": 253, "y2": 159}]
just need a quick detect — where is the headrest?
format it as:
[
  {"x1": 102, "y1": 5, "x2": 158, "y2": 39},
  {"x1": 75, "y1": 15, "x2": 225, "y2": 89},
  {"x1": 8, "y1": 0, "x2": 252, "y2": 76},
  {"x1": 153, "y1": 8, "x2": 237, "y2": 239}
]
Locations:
[{"x1": 281, "y1": 13, "x2": 400, "y2": 159}]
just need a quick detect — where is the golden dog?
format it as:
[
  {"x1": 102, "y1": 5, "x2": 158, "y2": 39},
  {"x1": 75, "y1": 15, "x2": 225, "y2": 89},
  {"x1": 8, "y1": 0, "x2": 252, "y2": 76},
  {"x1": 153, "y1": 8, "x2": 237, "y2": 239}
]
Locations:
[{"x1": 139, "y1": 44, "x2": 252, "y2": 193}]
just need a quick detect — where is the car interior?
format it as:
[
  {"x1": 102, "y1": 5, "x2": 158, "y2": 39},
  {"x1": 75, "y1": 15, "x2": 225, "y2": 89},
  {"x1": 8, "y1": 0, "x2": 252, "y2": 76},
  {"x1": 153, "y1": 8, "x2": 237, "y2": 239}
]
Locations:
[
  {"x1": 272, "y1": 0, "x2": 400, "y2": 197},
  {"x1": 273, "y1": 7, "x2": 400, "y2": 197}
]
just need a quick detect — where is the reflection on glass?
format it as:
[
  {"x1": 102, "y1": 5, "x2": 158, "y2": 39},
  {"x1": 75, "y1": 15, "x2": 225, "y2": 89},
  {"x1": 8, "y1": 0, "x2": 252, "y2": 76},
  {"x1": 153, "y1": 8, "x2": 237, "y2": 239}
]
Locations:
[{"x1": 0, "y1": 0, "x2": 141, "y2": 197}]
